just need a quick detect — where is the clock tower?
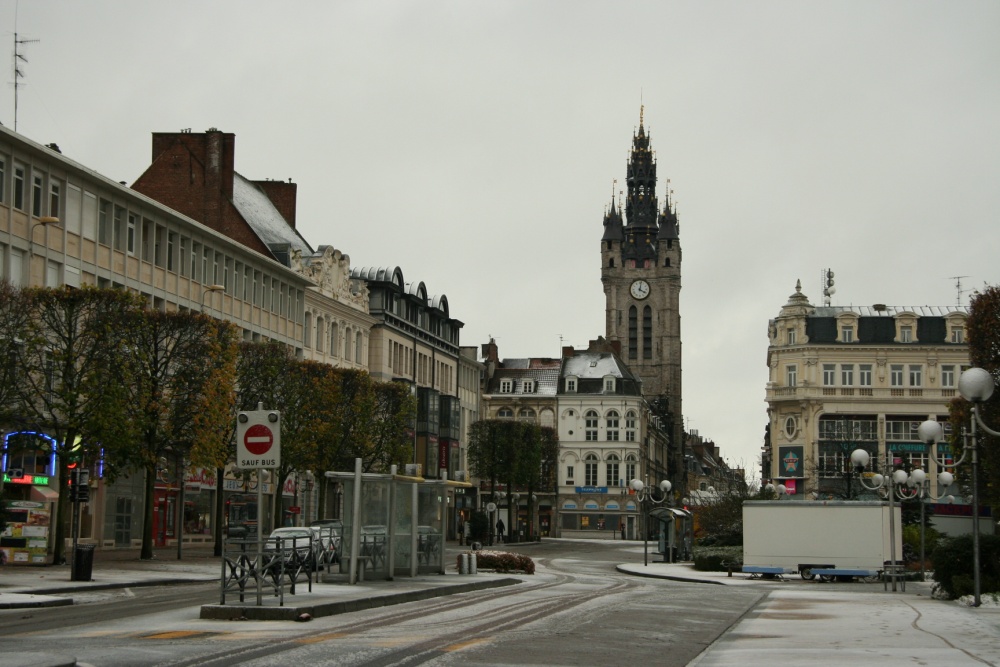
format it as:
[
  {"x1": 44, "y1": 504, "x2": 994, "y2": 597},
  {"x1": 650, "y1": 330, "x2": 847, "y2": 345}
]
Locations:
[{"x1": 600, "y1": 107, "x2": 683, "y2": 472}]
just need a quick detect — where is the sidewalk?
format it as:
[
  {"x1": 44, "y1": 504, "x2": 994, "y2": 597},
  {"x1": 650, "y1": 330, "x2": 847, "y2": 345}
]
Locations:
[
  {"x1": 4, "y1": 545, "x2": 1000, "y2": 667},
  {"x1": 618, "y1": 561, "x2": 1000, "y2": 667}
]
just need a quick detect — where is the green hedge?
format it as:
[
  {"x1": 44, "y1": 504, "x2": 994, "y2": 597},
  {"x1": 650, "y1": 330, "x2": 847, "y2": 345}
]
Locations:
[
  {"x1": 930, "y1": 534, "x2": 1000, "y2": 599},
  {"x1": 459, "y1": 550, "x2": 535, "y2": 574},
  {"x1": 692, "y1": 546, "x2": 743, "y2": 572}
]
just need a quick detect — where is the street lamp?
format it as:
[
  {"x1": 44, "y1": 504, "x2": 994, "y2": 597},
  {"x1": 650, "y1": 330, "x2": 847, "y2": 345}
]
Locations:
[
  {"x1": 956, "y1": 366, "x2": 1000, "y2": 608},
  {"x1": 200, "y1": 284, "x2": 225, "y2": 314},
  {"x1": 630, "y1": 478, "x2": 671, "y2": 566},
  {"x1": 764, "y1": 483, "x2": 788, "y2": 499}
]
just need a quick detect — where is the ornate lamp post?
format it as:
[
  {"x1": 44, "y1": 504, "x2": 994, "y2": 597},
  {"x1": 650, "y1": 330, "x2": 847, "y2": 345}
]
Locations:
[
  {"x1": 630, "y1": 478, "x2": 671, "y2": 566},
  {"x1": 956, "y1": 367, "x2": 1000, "y2": 607}
]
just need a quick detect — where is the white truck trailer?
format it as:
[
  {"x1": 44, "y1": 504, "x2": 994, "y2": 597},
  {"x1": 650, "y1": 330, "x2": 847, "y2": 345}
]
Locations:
[{"x1": 742, "y1": 500, "x2": 902, "y2": 580}]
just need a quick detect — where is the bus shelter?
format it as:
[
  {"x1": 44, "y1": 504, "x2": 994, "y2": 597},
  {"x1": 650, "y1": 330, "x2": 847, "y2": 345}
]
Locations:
[
  {"x1": 326, "y1": 461, "x2": 463, "y2": 583},
  {"x1": 649, "y1": 506, "x2": 693, "y2": 563}
]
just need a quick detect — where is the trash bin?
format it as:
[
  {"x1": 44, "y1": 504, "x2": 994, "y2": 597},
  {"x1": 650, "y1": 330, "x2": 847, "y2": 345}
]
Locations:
[{"x1": 72, "y1": 544, "x2": 96, "y2": 582}]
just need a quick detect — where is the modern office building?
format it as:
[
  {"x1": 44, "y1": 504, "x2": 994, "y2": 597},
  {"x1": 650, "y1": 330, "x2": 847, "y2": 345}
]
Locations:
[{"x1": 764, "y1": 280, "x2": 970, "y2": 502}]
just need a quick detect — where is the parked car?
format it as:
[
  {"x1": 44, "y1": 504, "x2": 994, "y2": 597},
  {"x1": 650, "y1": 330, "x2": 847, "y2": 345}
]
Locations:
[{"x1": 263, "y1": 527, "x2": 320, "y2": 570}]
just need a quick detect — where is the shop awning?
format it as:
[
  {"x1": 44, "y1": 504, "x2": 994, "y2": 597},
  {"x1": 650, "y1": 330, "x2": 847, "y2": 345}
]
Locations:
[{"x1": 30, "y1": 485, "x2": 59, "y2": 502}]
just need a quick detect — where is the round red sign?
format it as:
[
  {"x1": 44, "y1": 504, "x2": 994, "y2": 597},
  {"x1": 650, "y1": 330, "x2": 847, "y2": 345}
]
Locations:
[{"x1": 244, "y1": 424, "x2": 273, "y2": 455}]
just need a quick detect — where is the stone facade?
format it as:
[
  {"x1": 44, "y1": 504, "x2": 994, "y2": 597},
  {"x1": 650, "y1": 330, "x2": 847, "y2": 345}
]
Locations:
[{"x1": 764, "y1": 281, "x2": 970, "y2": 500}]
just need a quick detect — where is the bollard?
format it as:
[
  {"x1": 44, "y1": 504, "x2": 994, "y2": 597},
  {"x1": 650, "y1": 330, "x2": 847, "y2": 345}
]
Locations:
[
  {"x1": 460, "y1": 553, "x2": 469, "y2": 575},
  {"x1": 470, "y1": 552, "x2": 477, "y2": 575}
]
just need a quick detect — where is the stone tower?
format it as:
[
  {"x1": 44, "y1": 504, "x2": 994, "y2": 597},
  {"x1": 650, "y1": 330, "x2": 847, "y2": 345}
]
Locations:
[{"x1": 600, "y1": 107, "x2": 683, "y2": 470}]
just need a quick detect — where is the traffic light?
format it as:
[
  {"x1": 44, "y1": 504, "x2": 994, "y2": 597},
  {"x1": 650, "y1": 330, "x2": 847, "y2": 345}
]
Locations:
[{"x1": 68, "y1": 468, "x2": 91, "y2": 503}]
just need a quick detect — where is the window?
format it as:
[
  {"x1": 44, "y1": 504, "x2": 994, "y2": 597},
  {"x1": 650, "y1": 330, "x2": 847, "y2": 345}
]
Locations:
[
  {"x1": 909, "y1": 365, "x2": 922, "y2": 387},
  {"x1": 65, "y1": 184, "x2": 81, "y2": 235},
  {"x1": 522, "y1": 380, "x2": 535, "y2": 394},
  {"x1": 784, "y1": 416, "x2": 799, "y2": 439},
  {"x1": 113, "y1": 205, "x2": 126, "y2": 251},
  {"x1": 625, "y1": 411, "x2": 637, "y2": 442},
  {"x1": 32, "y1": 174, "x2": 43, "y2": 216},
  {"x1": 98, "y1": 199, "x2": 111, "y2": 245},
  {"x1": 500, "y1": 379, "x2": 513, "y2": 393},
  {"x1": 625, "y1": 458, "x2": 637, "y2": 485},
  {"x1": 823, "y1": 364, "x2": 836, "y2": 386},
  {"x1": 518, "y1": 408, "x2": 535, "y2": 421},
  {"x1": 628, "y1": 305, "x2": 637, "y2": 359},
  {"x1": 900, "y1": 326, "x2": 913, "y2": 343},
  {"x1": 82, "y1": 191, "x2": 97, "y2": 239},
  {"x1": 642, "y1": 305, "x2": 652, "y2": 359},
  {"x1": 841, "y1": 364, "x2": 854, "y2": 386},
  {"x1": 128, "y1": 215, "x2": 137, "y2": 255},
  {"x1": 859, "y1": 364, "x2": 873, "y2": 386},
  {"x1": 0, "y1": 157, "x2": 5, "y2": 202},
  {"x1": 566, "y1": 378, "x2": 577, "y2": 392},
  {"x1": 942, "y1": 365, "x2": 955, "y2": 388},
  {"x1": 566, "y1": 465, "x2": 574, "y2": 483},
  {"x1": 498, "y1": 408, "x2": 514, "y2": 419},
  {"x1": 841, "y1": 326, "x2": 854, "y2": 343},
  {"x1": 585, "y1": 454, "x2": 599, "y2": 486},
  {"x1": 330, "y1": 323, "x2": 339, "y2": 357},
  {"x1": 606, "y1": 410, "x2": 620, "y2": 441},
  {"x1": 604, "y1": 378, "x2": 615, "y2": 392},
  {"x1": 786, "y1": 365, "x2": 797, "y2": 387},
  {"x1": 606, "y1": 454, "x2": 620, "y2": 487},
  {"x1": 890, "y1": 365, "x2": 904, "y2": 387},
  {"x1": 13, "y1": 164, "x2": 25, "y2": 210},
  {"x1": 951, "y1": 327, "x2": 965, "y2": 344},
  {"x1": 585, "y1": 410, "x2": 599, "y2": 441},
  {"x1": 49, "y1": 180, "x2": 61, "y2": 220}
]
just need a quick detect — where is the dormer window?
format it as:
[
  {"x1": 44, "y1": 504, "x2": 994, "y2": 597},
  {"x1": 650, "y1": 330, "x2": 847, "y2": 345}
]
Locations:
[
  {"x1": 894, "y1": 314, "x2": 918, "y2": 343},
  {"x1": 500, "y1": 379, "x2": 513, "y2": 393},
  {"x1": 951, "y1": 327, "x2": 965, "y2": 344},
  {"x1": 900, "y1": 326, "x2": 913, "y2": 343},
  {"x1": 841, "y1": 326, "x2": 854, "y2": 343},
  {"x1": 604, "y1": 377, "x2": 616, "y2": 392},
  {"x1": 787, "y1": 328, "x2": 796, "y2": 345},
  {"x1": 522, "y1": 380, "x2": 535, "y2": 394},
  {"x1": 566, "y1": 377, "x2": 577, "y2": 392}
]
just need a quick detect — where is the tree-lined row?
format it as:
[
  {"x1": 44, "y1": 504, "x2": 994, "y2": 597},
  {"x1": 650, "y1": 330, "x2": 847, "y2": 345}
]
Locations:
[{"x1": 0, "y1": 284, "x2": 415, "y2": 562}]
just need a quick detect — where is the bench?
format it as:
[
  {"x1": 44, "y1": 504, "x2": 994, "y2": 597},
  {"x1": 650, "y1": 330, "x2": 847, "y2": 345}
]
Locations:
[
  {"x1": 882, "y1": 563, "x2": 907, "y2": 592},
  {"x1": 811, "y1": 568, "x2": 880, "y2": 583},
  {"x1": 742, "y1": 565, "x2": 795, "y2": 580}
]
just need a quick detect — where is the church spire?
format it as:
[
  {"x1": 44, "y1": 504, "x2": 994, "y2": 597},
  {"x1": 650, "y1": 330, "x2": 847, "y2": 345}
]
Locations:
[{"x1": 625, "y1": 106, "x2": 658, "y2": 232}]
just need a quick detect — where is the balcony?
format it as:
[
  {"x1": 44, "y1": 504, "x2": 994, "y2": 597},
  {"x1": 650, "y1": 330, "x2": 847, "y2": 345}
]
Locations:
[{"x1": 767, "y1": 385, "x2": 949, "y2": 403}]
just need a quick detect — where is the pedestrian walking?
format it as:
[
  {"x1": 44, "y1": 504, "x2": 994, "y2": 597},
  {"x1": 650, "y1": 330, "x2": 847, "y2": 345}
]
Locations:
[
  {"x1": 496, "y1": 518, "x2": 505, "y2": 544},
  {"x1": 620, "y1": 521, "x2": 625, "y2": 541}
]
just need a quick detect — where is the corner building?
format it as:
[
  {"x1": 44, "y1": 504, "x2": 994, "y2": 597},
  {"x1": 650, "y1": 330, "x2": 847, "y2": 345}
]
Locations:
[{"x1": 764, "y1": 281, "x2": 970, "y2": 504}]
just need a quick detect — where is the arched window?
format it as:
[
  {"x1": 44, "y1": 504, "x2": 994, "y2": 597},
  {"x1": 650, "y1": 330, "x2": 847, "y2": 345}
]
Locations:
[
  {"x1": 625, "y1": 410, "x2": 638, "y2": 441},
  {"x1": 585, "y1": 453, "x2": 599, "y2": 486},
  {"x1": 343, "y1": 327, "x2": 352, "y2": 358},
  {"x1": 303, "y1": 311, "x2": 313, "y2": 348},
  {"x1": 518, "y1": 408, "x2": 535, "y2": 421},
  {"x1": 628, "y1": 305, "x2": 638, "y2": 359},
  {"x1": 316, "y1": 317, "x2": 325, "y2": 354},
  {"x1": 606, "y1": 453, "x2": 620, "y2": 487},
  {"x1": 330, "y1": 323, "x2": 339, "y2": 357},
  {"x1": 355, "y1": 331, "x2": 362, "y2": 363},
  {"x1": 606, "y1": 410, "x2": 620, "y2": 441},
  {"x1": 585, "y1": 410, "x2": 599, "y2": 441},
  {"x1": 643, "y1": 305, "x2": 652, "y2": 359},
  {"x1": 498, "y1": 408, "x2": 514, "y2": 419},
  {"x1": 625, "y1": 453, "x2": 638, "y2": 485}
]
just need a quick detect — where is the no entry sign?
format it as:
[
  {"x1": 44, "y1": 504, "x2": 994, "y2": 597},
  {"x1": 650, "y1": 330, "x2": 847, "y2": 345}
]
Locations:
[{"x1": 236, "y1": 409, "x2": 281, "y2": 469}]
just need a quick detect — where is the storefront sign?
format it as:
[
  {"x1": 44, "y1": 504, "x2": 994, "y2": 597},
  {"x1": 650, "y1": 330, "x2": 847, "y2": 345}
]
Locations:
[
  {"x1": 3, "y1": 474, "x2": 49, "y2": 485},
  {"x1": 575, "y1": 486, "x2": 608, "y2": 494}
]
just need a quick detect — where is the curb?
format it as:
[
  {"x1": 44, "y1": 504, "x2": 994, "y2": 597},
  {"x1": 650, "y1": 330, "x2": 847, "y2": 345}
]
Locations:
[
  {"x1": 615, "y1": 565, "x2": 726, "y2": 586},
  {"x1": 200, "y1": 577, "x2": 521, "y2": 621}
]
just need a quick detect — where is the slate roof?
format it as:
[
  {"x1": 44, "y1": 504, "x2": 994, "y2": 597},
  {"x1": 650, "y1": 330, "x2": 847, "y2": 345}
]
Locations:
[
  {"x1": 485, "y1": 358, "x2": 561, "y2": 396},
  {"x1": 812, "y1": 305, "x2": 969, "y2": 317},
  {"x1": 232, "y1": 173, "x2": 313, "y2": 256}
]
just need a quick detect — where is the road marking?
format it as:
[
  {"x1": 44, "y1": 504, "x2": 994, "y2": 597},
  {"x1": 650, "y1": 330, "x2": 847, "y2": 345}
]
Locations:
[
  {"x1": 444, "y1": 638, "x2": 489, "y2": 652},
  {"x1": 297, "y1": 632, "x2": 347, "y2": 644},
  {"x1": 141, "y1": 630, "x2": 224, "y2": 640}
]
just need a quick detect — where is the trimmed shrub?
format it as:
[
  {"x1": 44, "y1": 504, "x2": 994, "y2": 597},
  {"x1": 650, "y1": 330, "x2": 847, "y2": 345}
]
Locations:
[
  {"x1": 459, "y1": 550, "x2": 534, "y2": 574},
  {"x1": 692, "y1": 546, "x2": 743, "y2": 572},
  {"x1": 930, "y1": 534, "x2": 1000, "y2": 599}
]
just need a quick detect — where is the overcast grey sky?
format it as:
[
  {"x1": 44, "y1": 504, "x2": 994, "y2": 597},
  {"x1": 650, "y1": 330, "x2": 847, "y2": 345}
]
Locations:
[{"x1": 6, "y1": 1, "x2": 998, "y2": 477}]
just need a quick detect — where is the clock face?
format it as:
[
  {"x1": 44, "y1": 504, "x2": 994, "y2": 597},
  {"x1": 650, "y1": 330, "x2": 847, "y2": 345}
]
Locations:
[{"x1": 630, "y1": 280, "x2": 650, "y2": 300}]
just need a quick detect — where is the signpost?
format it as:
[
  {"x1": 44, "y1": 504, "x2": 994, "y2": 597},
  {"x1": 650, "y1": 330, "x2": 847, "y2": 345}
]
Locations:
[{"x1": 236, "y1": 407, "x2": 281, "y2": 544}]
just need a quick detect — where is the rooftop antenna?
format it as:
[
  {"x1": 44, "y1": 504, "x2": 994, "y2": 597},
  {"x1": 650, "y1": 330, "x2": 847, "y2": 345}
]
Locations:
[
  {"x1": 12, "y1": 3, "x2": 39, "y2": 132},
  {"x1": 950, "y1": 276, "x2": 970, "y2": 307},
  {"x1": 822, "y1": 269, "x2": 836, "y2": 307}
]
